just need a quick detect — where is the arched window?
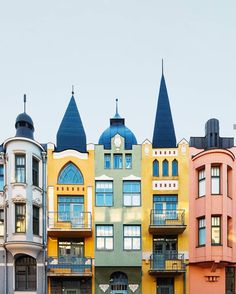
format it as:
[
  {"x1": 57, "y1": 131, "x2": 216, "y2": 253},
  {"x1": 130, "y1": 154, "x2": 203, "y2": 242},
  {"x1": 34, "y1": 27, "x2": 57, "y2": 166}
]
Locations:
[
  {"x1": 172, "y1": 159, "x2": 178, "y2": 176},
  {"x1": 15, "y1": 255, "x2": 36, "y2": 291},
  {"x1": 153, "y1": 160, "x2": 159, "y2": 177},
  {"x1": 58, "y1": 162, "x2": 84, "y2": 184},
  {"x1": 110, "y1": 272, "x2": 128, "y2": 292},
  {"x1": 162, "y1": 160, "x2": 169, "y2": 177}
]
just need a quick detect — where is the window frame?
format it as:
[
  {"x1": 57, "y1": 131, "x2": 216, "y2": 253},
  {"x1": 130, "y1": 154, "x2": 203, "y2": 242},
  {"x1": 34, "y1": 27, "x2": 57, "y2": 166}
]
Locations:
[
  {"x1": 211, "y1": 216, "x2": 221, "y2": 245},
  {"x1": 211, "y1": 165, "x2": 220, "y2": 195},
  {"x1": 15, "y1": 154, "x2": 26, "y2": 183},
  {"x1": 15, "y1": 255, "x2": 36, "y2": 291},
  {"x1": 15, "y1": 203, "x2": 26, "y2": 233},
  {"x1": 198, "y1": 168, "x2": 206, "y2": 197},
  {"x1": 198, "y1": 217, "x2": 206, "y2": 246},
  {"x1": 123, "y1": 225, "x2": 141, "y2": 251},
  {"x1": 95, "y1": 181, "x2": 113, "y2": 207},
  {"x1": 0, "y1": 209, "x2": 4, "y2": 236},
  {"x1": 32, "y1": 157, "x2": 39, "y2": 187},
  {"x1": 153, "y1": 160, "x2": 159, "y2": 177},
  {"x1": 33, "y1": 206, "x2": 40, "y2": 235},
  {"x1": 113, "y1": 154, "x2": 123, "y2": 169},
  {"x1": 123, "y1": 181, "x2": 141, "y2": 207},
  {"x1": 172, "y1": 159, "x2": 178, "y2": 176},
  {"x1": 57, "y1": 195, "x2": 84, "y2": 222},
  {"x1": 125, "y1": 154, "x2": 132, "y2": 169},
  {"x1": 104, "y1": 154, "x2": 111, "y2": 169},
  {"x1": 227, "y1": 216, "x2": 232, "y2": 248},
  {"x1": 96, "y1": 225, "x2": 114, "y2": 251},
  {"x1": 162, "y1": 159, "x2": 169, "y2": 177},
  {"x1": 0, "y1": 164, "x2": 4, "y2": 191}
]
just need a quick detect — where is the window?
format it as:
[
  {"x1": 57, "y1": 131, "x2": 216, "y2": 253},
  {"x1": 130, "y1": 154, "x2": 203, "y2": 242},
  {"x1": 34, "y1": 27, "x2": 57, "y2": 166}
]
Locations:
[
  {"x1": 227, "y1": 217, "x2": 232, "y2": 247},
  {"x1": 58, "y1": 196, "x2": 84, "y2": 222},
  {"x1": 58, "y1": 239, "x2": 84, "y2": 260},
  {"x1": 226, "y1": 267, "x2": 235, "y2": 294},
  {"x1": 15, "y1": 255, "x2": 36, "y2": 291},
  {"x1": 15, "y1": 154, "x2": 26, "y2": 183},
  {"x1": 125, "y1": 154, "x2": 132, "y2": 169},
  {"x1": 114, "y1": 154, "x2": 122, "y2": 169},
  {"x1": 58, "y1": 162, "x2": 84, "y2": 184},
  {"x1": 33, "y1": 206, "x2": 39, "y2": 235},
  {"x1": 104, "y1": 154, "x2": 111, "y2": 169},
  {"x1": 0, "y1": 165, "x2": 4, "y2": 190},
  {"x1": 153, "y1": 195, "x2": 177, "y2": 224},
  {"x1": 96, "y1": 181, "x2": 113, "y2": 206},
  {"x1": 123, "y1": 181, "x2": 141, "y2": 206},
  {"x1": 153, "y1": 160, "x2": 159, "y2": 177},
  {"x1": 96, "y1": 225, "x2": 113, "y2": 250},
  {"x1": 172, "y1": 160, "x2": 178, "y2": 176},
  {"x1": 227, "y1": 166, "x2": 232, "y2": 197},
  {"x1": 0, "y1": 209, "x2": 4, "y2": 236},
  {"x1": 32, "y1": 157, "x2": 39, "y2": 186},
  {"x1": 162, "y1": 160, "x2": 169, "y2": 176},
  {"x1": 198, "y1": 217, "x2": 206, "y2": 246},
  {"x1": 124, "y1": 225, "x2": 141, "y2": 250},
  {"x1": 211, "y1": 166, "x2": 220, "y2": 194},
  {"x1": 211, "y1": 216, "x2": 221, "y2": 245},
  {"x1": 110, "y1": 272, "x2": 128, "y2": 291},
  {"x1": 15, "y1": 204, "x2": 26, "y2": 233},
  {"x1": 198, "y1": 168, "x2": 205, "y2": 197}
]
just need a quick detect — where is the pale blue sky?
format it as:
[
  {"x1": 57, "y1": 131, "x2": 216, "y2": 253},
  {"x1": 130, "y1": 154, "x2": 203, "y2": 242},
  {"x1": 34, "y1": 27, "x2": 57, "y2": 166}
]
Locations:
[{"x1": 0, "y1": 1, "x2": 236, "y2": 145}]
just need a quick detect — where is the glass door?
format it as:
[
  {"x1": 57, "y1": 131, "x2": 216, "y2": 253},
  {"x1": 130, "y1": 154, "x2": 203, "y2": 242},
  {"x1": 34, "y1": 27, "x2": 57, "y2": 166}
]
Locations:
[
  {"x1": 71, "y1": 203, "x2": 84, "y2": 228},
  {"x1": 153, "y1": 195, "x2": 177, "y2": 225},
  {"x1": 153, "y1": 237, "x2": 177, "y2": 269}
]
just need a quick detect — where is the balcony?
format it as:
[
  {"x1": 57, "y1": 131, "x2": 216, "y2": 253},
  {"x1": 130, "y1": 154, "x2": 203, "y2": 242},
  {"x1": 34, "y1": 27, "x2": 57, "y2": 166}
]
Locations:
[
  {"x1": 149, "y1": 209, "x2": 186, "y2": 235},
  {"x1": 149, "y1": 251, "x2": 185, "y2": 276},
  {"x1": 47, "y1": 211, "x2": 92, "y2": 237},
  {"x1": 47, "y1": 256, "x2": 92, "y2": 277}
]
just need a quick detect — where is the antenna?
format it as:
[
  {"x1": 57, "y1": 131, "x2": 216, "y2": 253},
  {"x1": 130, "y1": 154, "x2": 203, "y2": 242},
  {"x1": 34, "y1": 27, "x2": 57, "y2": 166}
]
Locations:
[
  {"x1": 162, "y1": 59, "x2": 164, "y2": 75},
  {"x1": 72, "y1": 85, "x2": 74, "y2": 95},
  {"x1": 116, "y1": 98, "x2": 118, "y2": 115},
  {"x1": 24, "y1": 94, "x2": 26, "y2": 113}
]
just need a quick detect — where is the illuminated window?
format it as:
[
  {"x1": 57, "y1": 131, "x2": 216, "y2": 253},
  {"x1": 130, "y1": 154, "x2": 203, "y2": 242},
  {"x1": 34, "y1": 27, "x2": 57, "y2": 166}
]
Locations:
[{"x1": 211, "y1": 216, "x2": 221, "y2": 245}]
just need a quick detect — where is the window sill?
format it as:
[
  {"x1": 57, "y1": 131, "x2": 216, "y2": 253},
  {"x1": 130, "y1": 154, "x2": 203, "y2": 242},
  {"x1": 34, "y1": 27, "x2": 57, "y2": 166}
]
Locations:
[
  {"x1": 11, "y1": 182, "x2": 27, "y2": 187},
  {"x1": 196, "y1": 195, "x2": 205, "y2": 199},
  {"x1": 211, "y1": 244, "x2": 222, "y2": 246},
  {"x1": 196, "y1": 245, "x2": 205, "y2": 248},
  {"x1": 32, "y1": 185, "x2": 43, "y2": 193}
]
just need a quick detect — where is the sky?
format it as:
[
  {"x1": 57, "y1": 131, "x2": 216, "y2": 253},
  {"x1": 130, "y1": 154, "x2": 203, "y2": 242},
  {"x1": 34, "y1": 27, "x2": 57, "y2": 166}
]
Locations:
[{"x1": 0, "y1": 0, "x2": 236, "y2": 145}]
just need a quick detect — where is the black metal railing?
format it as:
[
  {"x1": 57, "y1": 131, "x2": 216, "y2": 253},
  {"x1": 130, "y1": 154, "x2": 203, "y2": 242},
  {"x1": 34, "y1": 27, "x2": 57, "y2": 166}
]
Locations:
[
  {"x1": 47, "y1": 256, "x2": 92, "y2": 274},
  {"x1": 150, "y1": 209, "x2": 185, "y2": 227},
  {"x1": 48, "y1": 211, "x2": 92, "y2": 230},
  {"x1": 150, "y1": 251, "x2": 185, "y2": 272}
]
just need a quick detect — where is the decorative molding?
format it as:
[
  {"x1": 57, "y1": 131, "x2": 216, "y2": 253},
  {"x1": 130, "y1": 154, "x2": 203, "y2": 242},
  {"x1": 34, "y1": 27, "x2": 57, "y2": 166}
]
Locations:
[
  {"x1": 123, "y1": 175, "x2": 141, "y2": 181},
  {"x1": 32, "y1": 198, "x2": 42, "y2": 207},
  {"x1": 53, "y1": 150, "x2": 88, "y2": 160},
  {"x1": 87, "y1": 143, "x2": 94, "y2": 150},
  {"x1": 153, "y1": 149, "x2": 178, "y2": 157},
  {"x1": 114, "y1": 134, "x2": 122, "y2": 150},
  {"x1": 152, "y1": 180, "x2": 178, "y2": 190},
  {"x1": 12, "y1": 195, "x2": 26, "y2": 203},
  {"x1": 178, "y1": 138, "x2": 189, "y2": 145},
  {"x1": 95, "y1": 175, "x2": 113, "y2": 181},
  {"x1": 142, "y1": 139, "x2": 151, "y2": 145},
  {"x1": 99, "y1": 284, "x2": 109, "y2": 292},
  {"x1": 129, "y1": 284, "x2": 139, "y2": 293}
]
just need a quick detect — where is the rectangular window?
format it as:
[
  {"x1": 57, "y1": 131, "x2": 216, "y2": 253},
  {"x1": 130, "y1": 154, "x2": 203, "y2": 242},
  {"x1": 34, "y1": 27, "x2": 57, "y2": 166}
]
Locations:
[
  {"x1": 113, "y1": 154, "x2": 122, "y2": 169},
  {"x1": 0, "y1": 209, "x2": 4, "y2": 236},
  {"x1": 104, "y1": 154, "x2": 111, "y2": 169},
  {"x1": 211, "y1": 216, "x2": 221, "y2": 245},
  {"x1": 0, "y1": 165, "x2": 4, "y2": 191},
  {"x1": 96, "y1": 225, "x2": 113, "y2": 250},
  {"x1": 15, "y1": 154, "x2": 26, "y2": 183},
  {"x1": 58, "y1": 239, "x2": 84, "y2": 259},
  {"x1": 227, "y1": 217, "x2": 232, "y2": 247},
  {"x1": 33, "y1": 206, "x2": 39, "y2": 235},
  {"x1": 125, "y1": 154, "x2": 132, "y2": 169},
  {"x1": 123, "y1": 181, "x2": 141, "y2": 206},
  {"x1": 15, "y1": 204, "x2": 26, "y2": 233},
  {"x1": 226, "y1": 267, "x2": 235, "y2": 294},
  {"x1": 32, "y1": 158, "x2": 39, "y2": 187},
  {"x1": 58, "y1": 196, "x2": 84, "y2": 222},
  {"x1": 96, "y1": 181, "x2": 113, "y2": 206},
  {"x1": 124, "y1": 225, "x2": 141, "y2": 250},
  {"x1": 198, "y1": 217, "x2": 206, "y2": 246},
  {"x1": 211, "y1": 166, "x2": 220, "y2": 194},
  {"x1": 198, "y1": 169, "x2": 205, "y2": 197}
]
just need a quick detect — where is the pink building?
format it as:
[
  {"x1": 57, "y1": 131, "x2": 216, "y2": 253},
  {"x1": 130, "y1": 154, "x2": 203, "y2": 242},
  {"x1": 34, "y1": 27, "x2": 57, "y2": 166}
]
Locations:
[{"x1": 189, "y1": 119, "x2": 236, "y2": 294}]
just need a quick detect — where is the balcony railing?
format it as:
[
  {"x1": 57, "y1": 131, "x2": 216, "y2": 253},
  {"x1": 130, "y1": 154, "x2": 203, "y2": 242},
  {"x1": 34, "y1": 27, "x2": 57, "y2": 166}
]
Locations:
[
  {"x1": 149, "y1": 209, "x2": 186, "y2": 234},
  {"x1": 47, "y1": 256, "x2": 92, "y2": 276},
  {"x1": 149, "y1": 251, "x2": 185, "y2": 275},
  {"x1": 47, "y1": 212, "x2": 92, "y2": 236}
]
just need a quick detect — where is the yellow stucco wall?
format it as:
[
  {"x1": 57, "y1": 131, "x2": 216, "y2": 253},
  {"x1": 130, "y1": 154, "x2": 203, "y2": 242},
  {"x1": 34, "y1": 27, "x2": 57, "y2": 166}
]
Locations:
[
  {"x1": 141, "y1": 140, "x2": 189, "y2": 294},
  {"x1": 47, "y1": 144, "x2": 95, "y2": 294}
]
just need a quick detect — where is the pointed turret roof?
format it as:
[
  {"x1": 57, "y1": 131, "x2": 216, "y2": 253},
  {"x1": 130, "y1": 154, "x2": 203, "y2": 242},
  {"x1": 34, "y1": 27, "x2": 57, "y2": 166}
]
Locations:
[
  {"x1": 152, "y1": 63, "x2": 176, "y2": 148},
  {"x1": 56, "y1": 93, "x2": 87, "y2": 152}
]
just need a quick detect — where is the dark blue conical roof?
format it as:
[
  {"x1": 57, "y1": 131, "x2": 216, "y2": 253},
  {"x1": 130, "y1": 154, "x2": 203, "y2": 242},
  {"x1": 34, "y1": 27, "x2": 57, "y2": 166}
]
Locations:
[
  {"x1": 56, "y1": 95, "x2": 87, "y2": 152},
  {"x1": 152, "y1": 72, "x2": 176, "y2": 148}
]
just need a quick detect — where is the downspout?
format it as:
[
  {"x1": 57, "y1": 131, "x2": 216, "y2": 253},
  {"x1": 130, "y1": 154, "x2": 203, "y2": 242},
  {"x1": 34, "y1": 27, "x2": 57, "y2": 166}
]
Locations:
[{"x1": 42, "y1": 151, "x2": 47, "y2": 294}]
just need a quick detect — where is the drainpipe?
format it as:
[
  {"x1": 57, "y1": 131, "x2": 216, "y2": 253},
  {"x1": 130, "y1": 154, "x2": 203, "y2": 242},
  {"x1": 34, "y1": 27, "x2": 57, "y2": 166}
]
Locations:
[{"x1": 42, "y1": 151, "x2": 47, "y2": 294}]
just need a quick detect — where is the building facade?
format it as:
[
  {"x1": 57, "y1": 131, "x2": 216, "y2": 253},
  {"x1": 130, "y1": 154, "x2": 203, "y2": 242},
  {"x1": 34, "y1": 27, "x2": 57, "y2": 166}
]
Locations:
[
  {"x1": 189, "y1": 118, "x2": 236, "y2": 294},
  {"x1": 94, "y1": 102, "x2": 142, "y2": 294},
  {"x1": 47, "y1": 94, "x2": 95, "y2": 294},
  {"x1": 142, "y1": 71, "x2": 189, "y2": 294},
  {"x1": 0, "y1": 100, "x2": 47, "y2": 294}
]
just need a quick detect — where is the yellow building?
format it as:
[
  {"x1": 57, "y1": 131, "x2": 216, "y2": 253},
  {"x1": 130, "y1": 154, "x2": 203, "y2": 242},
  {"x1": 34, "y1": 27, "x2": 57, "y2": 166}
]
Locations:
[
  {"x1": 141, "y1": 71, "x2": 189, "y2": 294},
  {"x1": 47, "y1": 93, "x2": 95, "y2": 294}
]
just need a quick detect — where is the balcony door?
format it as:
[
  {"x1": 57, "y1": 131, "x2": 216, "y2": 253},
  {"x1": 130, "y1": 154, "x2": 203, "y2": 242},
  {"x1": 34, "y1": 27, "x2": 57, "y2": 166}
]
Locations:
[
  {"x1": 157, "y1": 278, "x2": 174, "y2": 294},
  {"x1": 153, "y1": 195, "x2": 177, "y2": 224},
  {"x1": 153, "y1": 237, "x2": 177, "y2": 269}
]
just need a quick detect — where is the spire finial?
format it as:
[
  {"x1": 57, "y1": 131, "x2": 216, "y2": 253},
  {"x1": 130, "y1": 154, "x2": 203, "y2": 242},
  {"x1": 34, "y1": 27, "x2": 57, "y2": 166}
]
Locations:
[
  {"x1": 162, "y1": 59, "x2": 164, "y2": 76},
  {"x1": 24, "y1": 94, "x2": 26, "y2": 113},
  {"x1": 116, "y1": 98, "x2": 118, "y2": 115},
  {"x1": 72, "y1": 85, "x2": 74, "y2": 96}
]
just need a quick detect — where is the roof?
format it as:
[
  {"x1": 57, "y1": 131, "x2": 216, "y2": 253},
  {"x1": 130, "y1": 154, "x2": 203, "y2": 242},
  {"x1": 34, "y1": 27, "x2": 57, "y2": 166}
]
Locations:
[
  {"x1": 56, "y1": 95, "x2": 87, "y2": 153},
  {"x1": 15, "y1": 112, "x2": 35, "y2": 140},
  {"x1": 152, "y1": 73, "x2": 176, "y2": 148}
]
